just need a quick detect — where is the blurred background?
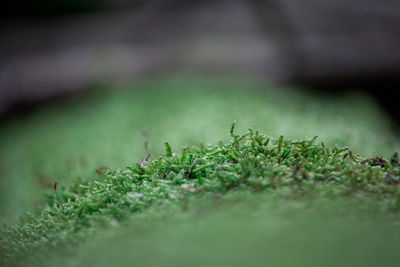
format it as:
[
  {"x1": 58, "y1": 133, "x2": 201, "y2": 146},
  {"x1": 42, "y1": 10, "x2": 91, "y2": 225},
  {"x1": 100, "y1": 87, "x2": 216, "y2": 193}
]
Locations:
[
  {"x1": 1, "y1": 0, "x2": 400, "y2": 120},
  {"x1": 1, "y1": 0, "x2": 400, "y2": 220}
]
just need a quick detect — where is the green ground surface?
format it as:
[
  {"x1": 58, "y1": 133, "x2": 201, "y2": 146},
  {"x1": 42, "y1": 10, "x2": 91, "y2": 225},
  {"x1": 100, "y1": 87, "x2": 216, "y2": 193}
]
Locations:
[
  {"x1": 47, "y1": 193, "x2": 400, "y2": 267},
  {"x1": 0, "y1": 75, "x2": 399, "y2": 266}
]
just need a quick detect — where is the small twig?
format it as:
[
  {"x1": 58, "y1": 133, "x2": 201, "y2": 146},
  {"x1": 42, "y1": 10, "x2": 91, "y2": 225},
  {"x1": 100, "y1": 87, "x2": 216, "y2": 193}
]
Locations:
[{"x1": 140, "y1": 152, "x2": 151, "y2": 166}]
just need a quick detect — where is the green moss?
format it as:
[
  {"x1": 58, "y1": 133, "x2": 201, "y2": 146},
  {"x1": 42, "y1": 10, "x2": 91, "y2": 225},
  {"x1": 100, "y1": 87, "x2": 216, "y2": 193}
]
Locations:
[
  {"x1": 1, "y1": 123, "x2": 399, "y2": 266},
  {"x1": 1, "y1": 76, "x2": 398, "y2": 223}
]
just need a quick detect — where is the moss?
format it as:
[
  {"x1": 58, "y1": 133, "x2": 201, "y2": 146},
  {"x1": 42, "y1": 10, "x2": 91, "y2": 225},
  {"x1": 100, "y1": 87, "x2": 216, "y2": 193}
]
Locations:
[
  {"x1": 1, "y1": 123, "x2": 399, "y2": 266},
  {"x1": 1, "y1": 76, "x2": 398, "y2": 224}
]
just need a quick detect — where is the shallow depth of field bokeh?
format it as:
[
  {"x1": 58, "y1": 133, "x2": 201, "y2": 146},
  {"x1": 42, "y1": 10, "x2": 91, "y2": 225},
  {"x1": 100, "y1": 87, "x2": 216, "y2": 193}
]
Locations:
[{"x1": 1, "y1": 1, "x2": 400, "y2": 266}]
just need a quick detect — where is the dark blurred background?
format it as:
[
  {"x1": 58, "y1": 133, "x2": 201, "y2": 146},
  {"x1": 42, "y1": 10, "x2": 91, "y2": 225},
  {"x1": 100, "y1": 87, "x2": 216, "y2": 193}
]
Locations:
[{"x1": 1, "y1": 0, "x2": 399, "y2": 122}]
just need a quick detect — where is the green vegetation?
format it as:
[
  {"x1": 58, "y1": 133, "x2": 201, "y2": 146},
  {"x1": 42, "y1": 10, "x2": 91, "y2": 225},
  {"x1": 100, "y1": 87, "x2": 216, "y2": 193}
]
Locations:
[
  {"x1": 1, "y1": 121, "x2": 400, "y2": 266},
  {"x1": 0, "y1": 75, "x2": 399, "y2": 266},
  {"x1": 0, "y1": 76, "x2": 398, "y2": 223}
]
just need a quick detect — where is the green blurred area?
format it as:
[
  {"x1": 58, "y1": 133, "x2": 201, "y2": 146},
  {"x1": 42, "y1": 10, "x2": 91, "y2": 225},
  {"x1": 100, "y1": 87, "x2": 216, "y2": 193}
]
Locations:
[{"x1": 47, "y1": 190, "x2": 400, "y2": 267}]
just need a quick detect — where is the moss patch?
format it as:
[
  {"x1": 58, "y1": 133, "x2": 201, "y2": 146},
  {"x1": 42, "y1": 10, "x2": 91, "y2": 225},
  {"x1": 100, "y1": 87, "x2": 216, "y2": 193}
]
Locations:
[{"x1": 1, "y1": 123, "x2": 399, "y2": 266}]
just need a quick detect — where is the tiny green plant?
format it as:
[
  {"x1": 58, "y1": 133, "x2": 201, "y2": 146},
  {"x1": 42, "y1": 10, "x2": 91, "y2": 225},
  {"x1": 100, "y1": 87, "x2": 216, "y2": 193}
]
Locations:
[{"x1": 1, "y1": 123, "x2": 399, "y2": 266}]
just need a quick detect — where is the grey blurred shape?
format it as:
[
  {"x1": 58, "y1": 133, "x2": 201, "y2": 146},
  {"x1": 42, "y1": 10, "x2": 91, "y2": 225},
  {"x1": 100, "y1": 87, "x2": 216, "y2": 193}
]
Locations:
[{"x1": 1, "y1": 0, "x2": 400, "y2": 115}]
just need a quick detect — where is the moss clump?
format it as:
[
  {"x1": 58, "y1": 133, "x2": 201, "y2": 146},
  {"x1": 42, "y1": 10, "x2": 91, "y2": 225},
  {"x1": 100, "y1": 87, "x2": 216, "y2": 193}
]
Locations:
[{"x1": 1, "y1": 123, "x2": 400, "y2": 266}]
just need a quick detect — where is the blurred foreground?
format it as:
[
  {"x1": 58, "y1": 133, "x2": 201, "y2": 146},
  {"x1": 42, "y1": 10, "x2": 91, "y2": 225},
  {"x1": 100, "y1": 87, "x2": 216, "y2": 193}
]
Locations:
[{"x1": 46, "y1": 192, "x2": 400, "y2": 267}]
